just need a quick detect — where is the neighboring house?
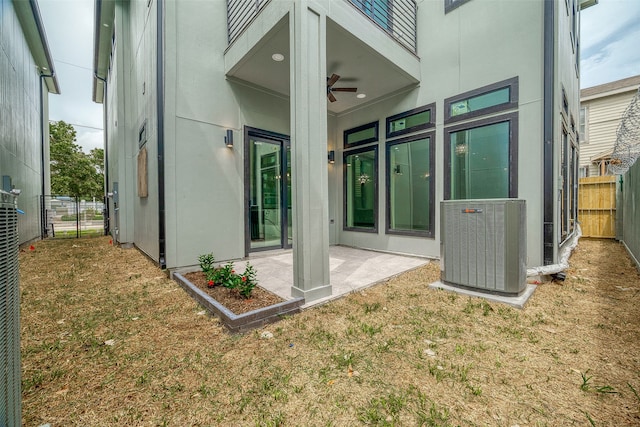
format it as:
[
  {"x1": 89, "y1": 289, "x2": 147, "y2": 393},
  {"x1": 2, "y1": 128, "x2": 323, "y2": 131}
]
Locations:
[
  {"x1": 0, "y1": 0, "x2": 60, "y2": 245},
  {"x1": 579, "y1": 74, "x2": 640, "y2": 177},
  {"x1": 93, "y1": 0, "x2": 593, "y2": 302}
]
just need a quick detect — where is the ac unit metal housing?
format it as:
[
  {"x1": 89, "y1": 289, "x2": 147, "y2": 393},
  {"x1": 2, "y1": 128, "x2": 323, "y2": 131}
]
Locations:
[
  {"x1": 440, "y1": 199, "x2": 526, "y2": 295},
  {"x1": 0, "y1": 190, "x2": 20, "y2": 426}
]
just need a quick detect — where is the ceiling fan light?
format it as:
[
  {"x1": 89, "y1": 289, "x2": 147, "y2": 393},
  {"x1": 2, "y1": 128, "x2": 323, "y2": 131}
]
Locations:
[{"x1": 272, "y1": 53, "x2": 285, "y2": 62}]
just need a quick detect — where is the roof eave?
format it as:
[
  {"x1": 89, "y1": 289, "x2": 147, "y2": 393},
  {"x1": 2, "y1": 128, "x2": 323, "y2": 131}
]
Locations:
[
  {"x1": 13, "y1": 0, "x2": 61, "y2": 94},
  {"x1": 92, "y1": 0, "x2": 116, "y2": 103}
]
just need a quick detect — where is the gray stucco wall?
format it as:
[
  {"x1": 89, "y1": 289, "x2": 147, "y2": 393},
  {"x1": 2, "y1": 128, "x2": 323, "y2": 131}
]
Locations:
[{"x1": 0, "y1": 0, "x2": 48, "y2": 244}]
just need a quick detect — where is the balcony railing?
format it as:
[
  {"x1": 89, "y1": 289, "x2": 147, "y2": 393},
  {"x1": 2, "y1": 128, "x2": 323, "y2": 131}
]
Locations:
[
  {"x1": 227, "y1": 0, "x2": 271, "y2": 45},
  {"x1": 347, "y1": 0, "x2": 417, "y2": 53},
  {"x1": 227, "y1": 0, "x2": 417, "y2": 54}
]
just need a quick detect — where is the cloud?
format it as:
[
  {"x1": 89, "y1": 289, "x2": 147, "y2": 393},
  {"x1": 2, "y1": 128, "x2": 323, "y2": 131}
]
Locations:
[
  {"x1": 580, "y1": 0, "x2": 640, "y2": 87},
  {"x1": 76, "y1": 129, "x2": 104, "y2": 154}
]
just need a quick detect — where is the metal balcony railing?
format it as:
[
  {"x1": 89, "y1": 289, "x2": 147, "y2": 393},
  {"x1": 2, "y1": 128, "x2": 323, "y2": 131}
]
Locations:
[
  {"x1": 227, "y1": 0, "x2": 271, "y2": 45},
  {"x1": 227, "y1": 0, "x2": 417, "y2": 54},
  {"x1": 347, "y1": 0, "x2": 417, "y2": 53}
]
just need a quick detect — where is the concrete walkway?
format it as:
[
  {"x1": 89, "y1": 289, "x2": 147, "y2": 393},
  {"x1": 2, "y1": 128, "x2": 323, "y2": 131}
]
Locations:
[{"x1": 240, "y1": 246, "x2": 430, "y2": 308}]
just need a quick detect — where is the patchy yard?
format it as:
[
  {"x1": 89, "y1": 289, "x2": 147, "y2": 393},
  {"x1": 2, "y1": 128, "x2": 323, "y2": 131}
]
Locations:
[{"x1": 20, "y1": 237, "x2": 640, "y2": 426}]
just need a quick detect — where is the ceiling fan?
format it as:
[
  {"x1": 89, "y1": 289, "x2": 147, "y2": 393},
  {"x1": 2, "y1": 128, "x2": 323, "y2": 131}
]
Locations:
[{"x1": 326, "y1": 73, "x2": 357, "y2": 103}]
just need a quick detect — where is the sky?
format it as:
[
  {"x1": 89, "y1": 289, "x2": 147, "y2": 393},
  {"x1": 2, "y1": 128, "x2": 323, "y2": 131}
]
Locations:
[{"x1": 37, "y1": 0, "x2": 640, "y2": 153}]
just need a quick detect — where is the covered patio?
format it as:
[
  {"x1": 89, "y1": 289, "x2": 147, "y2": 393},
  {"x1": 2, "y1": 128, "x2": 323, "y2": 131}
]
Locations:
[{"x1": 244, "y1": 246, "x2": 430, "y2": 308}]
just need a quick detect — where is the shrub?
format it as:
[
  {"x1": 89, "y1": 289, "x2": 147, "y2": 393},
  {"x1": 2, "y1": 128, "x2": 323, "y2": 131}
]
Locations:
[{"x1": 198, "y1": 253, "x2": 215, "y2": 274}]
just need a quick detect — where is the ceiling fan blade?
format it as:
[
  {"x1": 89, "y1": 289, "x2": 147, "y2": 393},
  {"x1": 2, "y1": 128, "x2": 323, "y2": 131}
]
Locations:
[
  {"x1": 331, "y1": 87, "x2": 357, "y2": 92},
  {"x1": 328, "y1": 92, "x2": 337, "y2": 103},
  {"x1": 327, "y1": 73, "x2": 340, "y2": 87}
]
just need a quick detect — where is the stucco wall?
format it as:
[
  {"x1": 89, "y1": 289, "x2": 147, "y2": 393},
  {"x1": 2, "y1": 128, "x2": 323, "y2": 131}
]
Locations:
[
  {"x1": 0, "y1": 0, "x2": 47, "y2": 244},
  {"x1": 331, "y1": 0, "x2": 549, "y2": 266},
  {"x1": 163, "y1": 0, "x2": 290, "y2": 269}
]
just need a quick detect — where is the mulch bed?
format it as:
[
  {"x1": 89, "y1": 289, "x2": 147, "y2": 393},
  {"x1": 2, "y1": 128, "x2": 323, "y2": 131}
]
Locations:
[{"x1": 182, "y1": 271, "x2": 284, "y2": 315}]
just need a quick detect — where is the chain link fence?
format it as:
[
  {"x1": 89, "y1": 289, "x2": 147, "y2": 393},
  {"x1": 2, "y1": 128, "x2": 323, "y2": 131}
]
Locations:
[{"x1": 41, "y1": 195, "x2": 107, "y2": 239}]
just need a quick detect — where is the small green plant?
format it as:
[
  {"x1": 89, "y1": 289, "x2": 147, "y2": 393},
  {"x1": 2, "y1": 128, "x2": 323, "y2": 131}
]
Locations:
[
  {"x1": 198, "y1": 253, "x2": 215, "y2": 274},
  {"x1": 580, "y1": 370, "x2": 592, "y2": 391},
  {"x1": 197, "y1": 253, "x2": 259, "y2": 298},
  {"x1": 238, "y1": 263, "x2": 257, "y2": 299}
]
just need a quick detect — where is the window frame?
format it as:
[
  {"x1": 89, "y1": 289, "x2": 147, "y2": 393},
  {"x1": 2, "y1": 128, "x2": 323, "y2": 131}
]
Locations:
[
  {"x1": 385, "y1": 131, "x2": 435, "y2": 237},
  {"x1": 444, "y1": 0, "x2": 473, "y2": 14},
  {"x1": 343, "y1": 120, "x2": 379, "y2": 149},
  {"x1": 343, "y1": 145, "x2": 379, "y2": 233},
  {"x1": 385, "y1": 103, "x2": 436, "y2": 139},
  {"x1": 443, "y1": 112, "x2": 519, "y2": 200},
  {"x1": 579, "y1": 105, "x2": 588, "y2": 143},
  {"x1": 444, "y1": 77, "x2": 519, "y2": 124}
]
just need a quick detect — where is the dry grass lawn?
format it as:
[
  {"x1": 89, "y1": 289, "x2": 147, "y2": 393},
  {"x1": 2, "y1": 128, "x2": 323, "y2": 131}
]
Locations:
[{"x1": 20, "y1": 237, "x2": 640, "y2": 426}]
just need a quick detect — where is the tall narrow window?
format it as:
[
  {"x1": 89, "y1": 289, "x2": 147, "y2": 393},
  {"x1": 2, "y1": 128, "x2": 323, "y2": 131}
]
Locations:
[
  {"x1": 445, "y1": 113, "x2": 518, "y2": 200},
  {"x1": 579, "y1": 106, "x2": 587, "y2": 142},
  {"x1": 344, "y1": 147, "x2": 378, "y2": 232},
  {"x1": 386, "y1": 132, "x2": 434, "y2": 236}
]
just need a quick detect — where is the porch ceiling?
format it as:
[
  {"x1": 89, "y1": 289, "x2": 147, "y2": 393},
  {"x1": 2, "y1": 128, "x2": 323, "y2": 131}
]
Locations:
[{"x1": 227, "y1": 18, "x2": 418, "y2": 114}]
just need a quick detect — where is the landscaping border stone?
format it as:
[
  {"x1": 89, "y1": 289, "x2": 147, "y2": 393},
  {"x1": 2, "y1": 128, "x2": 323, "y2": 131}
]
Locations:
[{"x1": 173, "y1": 272, "x2": 304, "y2": 333}]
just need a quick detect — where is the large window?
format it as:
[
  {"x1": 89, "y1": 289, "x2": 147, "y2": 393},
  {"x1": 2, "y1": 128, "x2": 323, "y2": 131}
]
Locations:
[
  {"x1": 444, "y1": 77, "x2": 518, "y2": 124},
  {"x1": 444, "y1": 113, "x2": 518, "y2": 200},
  {"x1": 344, "y1": 147, "x2": 378, "y2": 232},
  {"x1": 386, "y1": 132, "x2": 435, "y2": 236}
]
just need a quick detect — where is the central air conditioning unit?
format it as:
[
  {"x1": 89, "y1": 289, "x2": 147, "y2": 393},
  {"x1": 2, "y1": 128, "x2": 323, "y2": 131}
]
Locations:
[
  {"x1": 440, "y1": 199, "x2": 526, "y2": 295},
  {"x1": 0, "y1": 190, "x2": 21, "y2": 426}
]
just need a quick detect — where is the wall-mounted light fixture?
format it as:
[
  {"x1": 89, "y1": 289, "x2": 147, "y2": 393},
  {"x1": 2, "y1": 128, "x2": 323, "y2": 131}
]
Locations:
[
  {"x1": 224, "y1": 129, "x2": 233, "y2": 148},
  {"x1": 328, "y1": 150, "x2": 335, "y2": 164}
]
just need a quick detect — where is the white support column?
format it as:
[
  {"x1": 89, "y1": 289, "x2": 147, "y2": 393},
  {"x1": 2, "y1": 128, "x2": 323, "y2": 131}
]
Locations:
[{"x1": 290, "y1": 1, "x2": 332, "y2": 301}]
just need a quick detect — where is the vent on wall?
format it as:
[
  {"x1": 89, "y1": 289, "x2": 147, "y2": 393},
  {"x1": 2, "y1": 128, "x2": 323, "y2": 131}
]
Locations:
[
  {"x1": 440, "y1": 199, "x2": 526, "y2": 295},
  {"x1": 0, "y1": 190, "x2": 20, "y2": 426}
]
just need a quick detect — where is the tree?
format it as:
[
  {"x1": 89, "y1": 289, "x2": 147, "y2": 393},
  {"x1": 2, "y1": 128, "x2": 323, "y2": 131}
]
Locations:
[{"x1": 49, "y1": 121, "x2": 104, "y2": 199}]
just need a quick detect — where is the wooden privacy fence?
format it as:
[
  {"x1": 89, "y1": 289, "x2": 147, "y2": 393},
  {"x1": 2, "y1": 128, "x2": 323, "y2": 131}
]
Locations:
[{"x1": 578, "y1": 176, "x2": 617, "y2": 238}]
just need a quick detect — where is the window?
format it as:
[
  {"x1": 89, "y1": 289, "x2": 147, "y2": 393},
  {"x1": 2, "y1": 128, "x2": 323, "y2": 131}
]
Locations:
[
  {"x1": 386, "y1": 103, "x2": 435, "y2": 139},
  {"x1": 444, "y1": 113, "x2": 518, "y2": 200},
  {"x1": 352, "y1": 0, "x2": 391, "y2": 30},
  {"x1": 344, "y1": 121, "x2": 379, "y2": 149},
  {"x1": 579, "y1": 106, "x2": 587, "y2": 142},
  {"x1": 579, "y1": 166, "x2": 589, "y2": 178},
  {"x1": 444, "y1": 77, "x2": 518, "y2": 124},
  {"x1": 386, "y1": 132, "x2": 435, "y2": 236},
  {"x1": 444, "y1": 0, "x2": 473, "y2": 14},
  {"x1": 344, "y1": 147, "x2": 378, "y2": 232}
]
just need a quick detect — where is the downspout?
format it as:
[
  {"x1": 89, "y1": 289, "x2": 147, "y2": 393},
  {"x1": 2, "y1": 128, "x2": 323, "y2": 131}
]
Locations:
[
  {"x1": 542, "y1": 0, "x2": 555, "y2": 265},
  {"x1": 95, "y1": 73, "x2": 109, "y2": 236},
  {"x1": 157, "y1": 0, "x2": 166, "y2": 269},
  {"x1": 39, "y1": 72, "x2": 54, "y2": 239}
]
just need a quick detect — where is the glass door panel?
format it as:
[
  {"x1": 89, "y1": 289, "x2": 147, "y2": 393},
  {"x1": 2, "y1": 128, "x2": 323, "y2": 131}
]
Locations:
[{"x1": 249, "y1": 138, "x2": 282, "y2": 250}]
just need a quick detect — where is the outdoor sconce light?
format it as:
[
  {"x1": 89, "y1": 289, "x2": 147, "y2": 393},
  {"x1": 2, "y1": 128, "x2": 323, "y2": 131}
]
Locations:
[
  {"x1": 328, "y1": 150, "x2": 335, "y2": 164},
  {"x1": 224, "y1": 129, "x2": 233, "y2": 148}
]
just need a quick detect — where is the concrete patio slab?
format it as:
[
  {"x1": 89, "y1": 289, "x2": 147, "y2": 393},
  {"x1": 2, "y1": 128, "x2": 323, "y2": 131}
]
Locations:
[{"x1": 239, "y1": 245, "x2": 430, "y2": 308}]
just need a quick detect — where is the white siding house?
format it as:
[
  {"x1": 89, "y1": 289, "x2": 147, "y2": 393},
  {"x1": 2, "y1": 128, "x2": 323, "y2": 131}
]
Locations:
[
  {"x1": 579, "y1": 74, "x2": 640, "y2": 177},
  {"x1": 93, "y1": 0, "x2": 593, "y2": 302}
]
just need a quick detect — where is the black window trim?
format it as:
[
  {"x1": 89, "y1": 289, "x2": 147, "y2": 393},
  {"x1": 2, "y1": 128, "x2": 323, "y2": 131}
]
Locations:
[
  {"x1": 385, "y1": 102, "x2": 436, "y2": 139},
  {"x1": 443, "y1": 112, "x2": 519, "y2": 200},
  {"x1": 385, "y1": 131, "x2": 436, "y2": 238},
  {"x1": 444, "y1": 76, "x2": 519, "y2": 124},
  {"x1": 343, "y1": 145, "x2": 379, "y2": 233},
  {"x1": 444, "y1": 0, "x2": 473, "y2": 14},
  {"x1": 343, "y1": 120, "x2": 379, "y2": 149}
]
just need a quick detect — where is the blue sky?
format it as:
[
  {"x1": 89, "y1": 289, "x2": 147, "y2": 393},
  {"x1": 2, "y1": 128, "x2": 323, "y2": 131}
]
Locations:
[{"x1": 38, "y1": 0, "x2": 640, "y2": 153}]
